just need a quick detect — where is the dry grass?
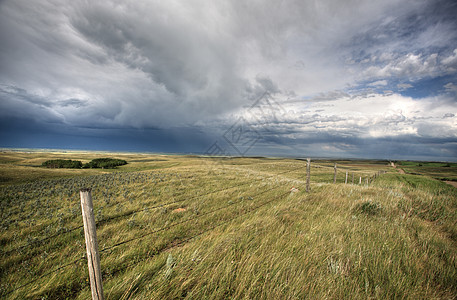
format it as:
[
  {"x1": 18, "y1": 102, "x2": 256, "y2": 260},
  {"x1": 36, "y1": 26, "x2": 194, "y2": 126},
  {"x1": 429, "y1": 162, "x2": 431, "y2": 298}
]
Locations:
[{"x1": 0, "y1": 151, "x2": 456, "y2": 299}]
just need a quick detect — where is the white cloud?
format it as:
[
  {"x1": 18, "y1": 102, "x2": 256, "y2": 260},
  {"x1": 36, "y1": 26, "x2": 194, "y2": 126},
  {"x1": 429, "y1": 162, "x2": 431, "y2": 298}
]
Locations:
[
  {"x1": 442, "y1": 49, "x2": 457, "y2": 72},
  {"x1": 3, "y1": 0, "x2": 453, "y2": 130},
  {"x1": 362, "y1": 53, "x2": 441, "y2": 80},
  {"x1": 444, "y1": 82, "x2": 457, "y2": 93},
  {"x1": 232, "y1": 92, "x2": 457, "y2": 141},
  {"x1": 1, "y1": 0, "x2": 457, "y2": 160},
  {"x1": 368, "y1": 80, "x2": 388, "y2": 87},
  {"x1": 397, "y1": 83, "x2": 413, "y2": 91}
]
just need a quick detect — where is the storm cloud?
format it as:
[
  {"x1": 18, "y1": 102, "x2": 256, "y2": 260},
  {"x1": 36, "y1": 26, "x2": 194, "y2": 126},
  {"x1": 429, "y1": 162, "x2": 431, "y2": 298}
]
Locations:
[{"x1": 0, "y1": 0, "x2": 456, "y2": 160}]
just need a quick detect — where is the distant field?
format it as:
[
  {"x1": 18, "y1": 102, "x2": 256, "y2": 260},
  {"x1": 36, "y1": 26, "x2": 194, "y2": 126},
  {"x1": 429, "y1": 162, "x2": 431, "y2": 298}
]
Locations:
[
  {"x1": 0, "y1": 151, "x2": 186, "y2": 185},
  {"x1": 1, "y1": 151, "x2": 456, "y2": 299},
  {"x1": 397, "y1": 161, "x2": 457, "y2": 181}
]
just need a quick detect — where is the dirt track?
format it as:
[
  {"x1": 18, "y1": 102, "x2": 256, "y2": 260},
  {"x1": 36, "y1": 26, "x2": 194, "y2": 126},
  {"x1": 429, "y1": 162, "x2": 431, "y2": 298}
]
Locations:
[
  {"x1": 391, "y1": 162, "x2": 406, "y2": 174},
  {"x1": 390, "y1": 163, "x2": 456, "y2": 188},
  {"x1": 445, "y1": 181, "x2": 457, "y2": 188}
]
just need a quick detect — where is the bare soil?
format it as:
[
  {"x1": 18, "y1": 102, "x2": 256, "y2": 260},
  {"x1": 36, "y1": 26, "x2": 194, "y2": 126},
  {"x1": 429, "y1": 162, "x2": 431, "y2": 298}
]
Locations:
[
  {"x1": 445, "y1": 181, "x2": 457, "y2": 188},
  {"x1": 391, "y1": 162, "x2": 406, "y2": 174}
]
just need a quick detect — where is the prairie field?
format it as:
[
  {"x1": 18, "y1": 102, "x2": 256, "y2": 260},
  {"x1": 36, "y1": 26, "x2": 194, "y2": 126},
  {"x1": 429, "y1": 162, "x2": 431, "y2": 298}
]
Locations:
[
  {"x1": 396, "y1": 161, "x2": 457, "y2": 181},
  {"x1": 0, "y1": 151, "x2": 456, "y2": 299}
]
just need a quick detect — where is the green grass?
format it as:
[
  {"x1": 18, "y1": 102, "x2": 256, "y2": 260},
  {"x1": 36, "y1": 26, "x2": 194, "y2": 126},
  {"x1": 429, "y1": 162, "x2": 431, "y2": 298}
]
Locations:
[
  {"x1": 397, "y1": 161, "x2": 457, "y2": 181},
  {"x1": 0, "y1": 151, "x2": 456, "y2": 299}
]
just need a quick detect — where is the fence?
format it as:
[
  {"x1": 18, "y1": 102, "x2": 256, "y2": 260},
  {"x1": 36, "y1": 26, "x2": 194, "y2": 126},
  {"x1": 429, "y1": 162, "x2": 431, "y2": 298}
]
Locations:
[{"x1": 2, "y1": 159, "x2": 386, "y2": 298}]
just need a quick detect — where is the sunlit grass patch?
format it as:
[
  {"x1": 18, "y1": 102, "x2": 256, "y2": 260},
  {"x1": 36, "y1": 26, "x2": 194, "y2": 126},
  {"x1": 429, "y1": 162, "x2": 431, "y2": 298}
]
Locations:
[{"x1": 1, "y1": 152, "x2": 456, "y2": 299}]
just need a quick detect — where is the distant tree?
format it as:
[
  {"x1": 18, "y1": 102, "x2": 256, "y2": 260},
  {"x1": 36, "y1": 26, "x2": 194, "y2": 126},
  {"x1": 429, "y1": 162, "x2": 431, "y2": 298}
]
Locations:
[
  {"x1": 42, "y1": 159, "x2": 82, "y2": 169},
  {"x1": 83, "y1": 158, "x2": 127, "y2": 169}
]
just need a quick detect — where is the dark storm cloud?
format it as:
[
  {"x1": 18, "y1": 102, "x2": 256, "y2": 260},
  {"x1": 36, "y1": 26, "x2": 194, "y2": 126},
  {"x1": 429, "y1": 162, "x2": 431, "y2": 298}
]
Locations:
[
  {"x1": 0, "y1": 0, "x2": 254, "y2": 129},
  {"x1": 0, "y1": 114, "x2": 213, "y2": 153},
  {"x1": 0, "y1": 0, "x2": 456, "y2": 160},
  {"x1": 345, "y1": 0, "x2": 457, "y2": 83},
  {"x1": 252, "y1": 132, "x2": 457, "y2": 161}
]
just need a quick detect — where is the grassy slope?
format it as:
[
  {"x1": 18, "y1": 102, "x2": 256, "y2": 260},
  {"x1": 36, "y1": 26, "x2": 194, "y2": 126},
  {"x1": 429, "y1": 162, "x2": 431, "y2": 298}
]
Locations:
[
  {"x1": 397, "y1": 161, "x2": 457, "y2": 181},
  {"x1": 0, "y1": 152, "x2": 456, "y2": 299}
]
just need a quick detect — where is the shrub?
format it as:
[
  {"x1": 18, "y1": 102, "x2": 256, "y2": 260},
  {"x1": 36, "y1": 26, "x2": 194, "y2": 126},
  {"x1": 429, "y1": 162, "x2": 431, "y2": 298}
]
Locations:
[
  {"x1": 83, "y1": 158, "x2": 127, "y2": 169},
  {"x1": 354, "y1": 201, "x2": 382, "y2": 216},
  {"x1": 42, "y1": 159, "x2": 82, "y2": 169}
]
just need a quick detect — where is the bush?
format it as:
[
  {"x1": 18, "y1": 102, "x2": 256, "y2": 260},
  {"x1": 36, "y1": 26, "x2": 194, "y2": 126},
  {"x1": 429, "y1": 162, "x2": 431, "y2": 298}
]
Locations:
[
  {"x1": 354, "y1": 201, "x2": 382, "y2": 216},
  {"x1": 42, "y1": 159, "x2": 82, "y2": 169},
  {"x1": 83, "y1": 158, "x2": 127, "y2": 169}
]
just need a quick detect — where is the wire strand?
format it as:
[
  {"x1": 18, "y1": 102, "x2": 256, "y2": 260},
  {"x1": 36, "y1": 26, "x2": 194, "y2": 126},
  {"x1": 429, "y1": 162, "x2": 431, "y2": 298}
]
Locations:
[
  {"x1": 2, "y1": 165, "x2": 304, "y2": 256},
  {"x1": 99, "y1": 184, "x2": 284, "y2": 254},
  {"x1": 102, "y1": 189, "x2": 290, "y2": 282}
]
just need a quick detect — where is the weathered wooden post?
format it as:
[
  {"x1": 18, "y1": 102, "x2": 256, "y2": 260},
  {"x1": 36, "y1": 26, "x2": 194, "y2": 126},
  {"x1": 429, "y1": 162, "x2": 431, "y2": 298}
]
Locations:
[
  {"x1": 359, "y1": 176, "x2": 362, "y2": 184},
  {"x1": 333, "y1": 163, "x2": 337, "y2": 184},
  {"x1": 345, "y1": 171, "x2": 348, "y2": 184},
  {"x1": 80, "y1": 188, "x2": 105, "y2": 300},
  {"x1": 306, "y1": 158, "x2": 311, "y2": 192}
]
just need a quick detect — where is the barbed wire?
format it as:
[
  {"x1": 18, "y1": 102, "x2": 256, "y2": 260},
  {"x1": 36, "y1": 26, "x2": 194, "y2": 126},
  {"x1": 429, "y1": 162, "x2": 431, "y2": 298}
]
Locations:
[
  {"x1": 2, "y1": 224, "x2": 85, "y2": 256},
  {"x1": 2, "y1": 165, "x2": 304, "y2": 256},
  {"x1": 3, "y1": 183, "x2": 289, "y2": 297},
  {"x1": 312, "y1": 163, "x2": 384, "y2": 175},
  {"x1": 95, "y1": 165, "x2": 305, "y2": 226},
  {"x1": 2, "y1": 160, "x2": 389, "y2": 297},
  {"x1": 2, "y1": 254, "x2": 86, "y2": 298},
  {"x1": 101, "y1": 189, "x2": 291, "y2": 284},
  {"x1": 5, "y1": 163, "x2": 380, "y2": 258},
  {"x1": 99, "y1": 183, "x2": 285, "y2": 254}
]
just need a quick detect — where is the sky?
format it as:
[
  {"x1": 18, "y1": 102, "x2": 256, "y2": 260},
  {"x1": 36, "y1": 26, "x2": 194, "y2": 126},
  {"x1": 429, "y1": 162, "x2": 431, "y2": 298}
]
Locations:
[{"x1": 1, "y1": 0, "x2": 456, "y2": 161}]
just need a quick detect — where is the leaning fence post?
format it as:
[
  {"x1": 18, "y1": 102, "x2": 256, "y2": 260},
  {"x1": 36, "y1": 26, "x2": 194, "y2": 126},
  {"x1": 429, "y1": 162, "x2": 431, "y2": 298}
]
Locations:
[
  {"x1": 333, "y1": 163, "x2": 337, "y2": 184},
  {"x1": 80, "y1": 188, "x2": 105, "y2": 300},
  {"x1": 306, "y1": 158, "x2": 311, "y2": 192}
]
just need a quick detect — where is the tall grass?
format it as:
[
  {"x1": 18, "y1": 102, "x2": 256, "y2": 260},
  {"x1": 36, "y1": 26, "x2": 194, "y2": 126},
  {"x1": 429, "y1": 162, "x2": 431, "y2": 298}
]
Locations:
[{"x1": 0, "y1": 153, "x2": 456, "y2": 299}]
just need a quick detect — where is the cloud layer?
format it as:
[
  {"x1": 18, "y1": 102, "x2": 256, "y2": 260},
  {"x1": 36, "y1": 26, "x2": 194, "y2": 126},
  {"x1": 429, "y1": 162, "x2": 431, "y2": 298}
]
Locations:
[{"x1": 1, "y1": 0, "x2": 456, "y2": 160}]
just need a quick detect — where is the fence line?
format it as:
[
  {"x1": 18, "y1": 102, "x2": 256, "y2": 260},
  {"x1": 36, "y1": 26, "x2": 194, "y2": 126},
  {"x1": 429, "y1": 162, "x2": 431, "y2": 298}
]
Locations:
[
  {"x1": 6, "y1": 162, "x2": 378, "y2": 256},
  {"x1": 3, "y1": 180, "x2": 288, "y2": 297},
  {"x1": 99, "y1": 184, "x2": 284, "y2": 254},
  {"x1": 3, "y1": 161, "x2": 388, "y2": 297},
  {"x1": 3, "y1": 166, "x2": 304, "y2": 256},
  {"x1": 96, "y1": 165, "x2": 305, "y2": 227},
  {"x1": 312, "y1": 163, "x2": 380, "y2": 175},
  {"x1": 310, "y1": 162, "x2": 385, "y2": 185},
  {"x1": 3, "y1": 224, "x2": 84, "y2": 256},
  {"x1": 101, "y1": 189, "x2": 291, "y2": 286},
  {"x1": 2, "y1": 254, "x2": 87, "y2": 297},
  {"x1": 80, "y1": 188, "x2": 104, "y2": 300}
]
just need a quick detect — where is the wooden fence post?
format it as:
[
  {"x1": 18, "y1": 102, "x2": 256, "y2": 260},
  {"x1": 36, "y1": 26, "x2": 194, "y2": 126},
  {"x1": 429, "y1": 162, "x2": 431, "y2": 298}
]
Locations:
[
  {"x1": 359, "y1": 176, "x2": 362, "y2": 184},
  {"x1": 333, "y1": 163, "x2": 337, "y2": 184},
  {"x1": 345, "y1": 171, "x2": 348, "y2": 184},
  {"x1": 306, "y1": 158, "x2": 311, "y2": 192},
  {"x1": 80, "y1": 188, "x2": 105, "y2": 300}
]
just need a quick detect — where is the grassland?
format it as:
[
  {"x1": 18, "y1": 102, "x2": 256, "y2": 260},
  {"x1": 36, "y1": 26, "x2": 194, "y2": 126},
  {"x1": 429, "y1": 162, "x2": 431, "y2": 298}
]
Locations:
[
  {"x1": 1, "y1": 151, "x2": 456, "y2": 299},
  {"x1": 396, "y1": 160, "x2": 457, "y2": 181}
]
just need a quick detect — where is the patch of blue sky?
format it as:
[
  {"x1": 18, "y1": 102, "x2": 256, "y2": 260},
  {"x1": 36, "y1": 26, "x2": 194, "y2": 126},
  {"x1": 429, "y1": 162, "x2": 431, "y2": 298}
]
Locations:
[{"x1": 398, "y1": 75, "x2": 457, "y2": 98}]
